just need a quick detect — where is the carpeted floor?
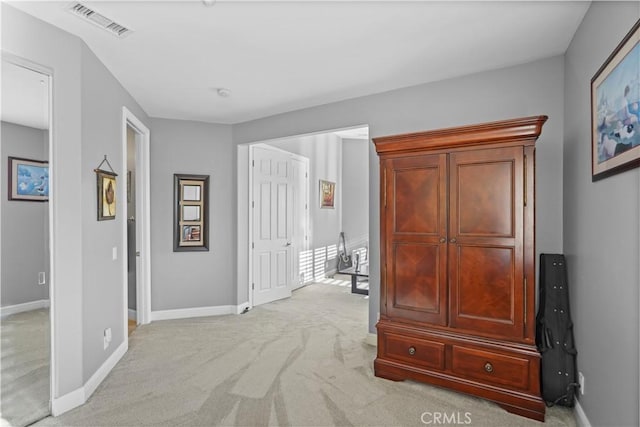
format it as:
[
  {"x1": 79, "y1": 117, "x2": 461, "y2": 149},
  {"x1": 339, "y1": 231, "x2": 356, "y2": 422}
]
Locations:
[
  {"x1": 1, "y1": 308, "x2": 50, "y2": 427},
  {"x1": 34, "y1": 283, "x2": 575, "y2": 427}
]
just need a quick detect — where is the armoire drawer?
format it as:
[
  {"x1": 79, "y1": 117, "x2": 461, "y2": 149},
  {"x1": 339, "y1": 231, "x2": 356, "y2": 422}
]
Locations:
[
  {"x1": 382, "y1": 332, "x2": 445, "y2": 371},
  {"x1": 451, "y1": 345, "x2": 530, "y2": 390}
]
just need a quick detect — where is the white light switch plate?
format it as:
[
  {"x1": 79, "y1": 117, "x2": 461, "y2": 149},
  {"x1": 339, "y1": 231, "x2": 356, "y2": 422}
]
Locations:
[{"x1": 112, "y1": 247, "x2": 117, "y2": 260}]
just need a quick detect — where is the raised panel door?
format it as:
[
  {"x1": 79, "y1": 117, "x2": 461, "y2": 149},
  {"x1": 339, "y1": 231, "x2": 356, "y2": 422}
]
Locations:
[
  {"x1": 448, "y1": 147, "x2": 525, "y2": 340},
  {"x1": 384, "y1": 154, "x2": 447, "y2": 325}
]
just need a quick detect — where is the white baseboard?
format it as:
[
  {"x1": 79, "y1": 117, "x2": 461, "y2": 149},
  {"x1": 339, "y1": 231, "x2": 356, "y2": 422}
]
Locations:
[
  {"x1": 51, "y1": 387, "x2": 84, "y2": 416},
  {"x1": 235, "y1": 302, "x2": 250, "y2": 314},
  {"x1": 85, "y1": 340, "x2": 127, "y2": 399},
  {"x1": 51, "y1": 340, "x2": 128, "y2": 416},
  {"x1": 365, "y1": 332, "x2": 377, "y2": 347},
  {"x1": 574, "y1": 399, "x2": 592, "y2": 427},
  {"x1": 0, "y1": 299, "x2": 50, "y2": 318},
  {"x1": 151, "y1": 304, "x2": 245, "y2": 321},
  {"x1": 128, "y1": 309, "x2": 137, "y2": 320}
]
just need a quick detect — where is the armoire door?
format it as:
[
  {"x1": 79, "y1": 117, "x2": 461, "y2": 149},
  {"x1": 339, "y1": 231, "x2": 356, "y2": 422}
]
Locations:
[
  {"x1": 384, "y1": 153, "x2": 448, "y2": 325},
  {"x1": 448, "y1": 146, "x2": 525, "y2": 340}
]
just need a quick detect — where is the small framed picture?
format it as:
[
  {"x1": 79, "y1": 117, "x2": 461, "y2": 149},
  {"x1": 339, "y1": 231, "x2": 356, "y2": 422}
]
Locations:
[
  {"x1": 319, "y1": 179, "x2": 335, "y2": 209},
  {"x1": 591, "y1": 19, "x2": 640, "y2": 180},
  {"x1": 8, "y1": 157, "x2": 49, "y2": 202},
  {"x1": 97, "y1": 170, "x2": 117, "y2": 221},
  {"x1": 174, "y1": 174, "x2": 209, "y2": 251}
]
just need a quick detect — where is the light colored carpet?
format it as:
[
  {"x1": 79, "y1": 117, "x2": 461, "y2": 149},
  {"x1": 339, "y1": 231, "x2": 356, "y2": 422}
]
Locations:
[
  {"x1": 34, "y1": 283, "x2": 574, "y2": 426},
  {"x1": 1, "y1": 308, "x2": 50, "y2": 427}
]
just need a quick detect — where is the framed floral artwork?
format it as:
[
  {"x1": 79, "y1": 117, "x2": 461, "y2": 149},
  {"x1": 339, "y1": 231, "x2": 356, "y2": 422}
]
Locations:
[{"x1": 320, "y1": 179, "x2": 335, "y2": 209}]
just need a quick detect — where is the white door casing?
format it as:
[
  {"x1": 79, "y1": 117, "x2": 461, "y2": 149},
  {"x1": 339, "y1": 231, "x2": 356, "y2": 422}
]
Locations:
[
  {"x1": 291, "y1": 156, "x2": 310, "y2": 289},
  {"x1": 121, "y1": 107, "x2": 151, "y2": 338}
]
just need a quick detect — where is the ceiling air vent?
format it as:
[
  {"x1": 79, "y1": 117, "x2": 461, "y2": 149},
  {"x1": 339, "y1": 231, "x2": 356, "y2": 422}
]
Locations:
[{"x1": 67, "y1": 2, "x2": 133, "y2": 38}]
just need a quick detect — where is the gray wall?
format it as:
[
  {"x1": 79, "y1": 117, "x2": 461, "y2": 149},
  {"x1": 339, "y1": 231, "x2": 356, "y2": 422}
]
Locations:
[
  {"x1": 1, "y1": 121, "x2": 49, "y2": 306},
  {"x1": 80, "y1": 45, "x2": 150, "y2": 383},
  {"x1": 150, "y1": 118, "x2": 235, "y2": 311},
  {"x1": 234, "y1": 55, "x2": 566, "y2": 333},
  {"x1": 563, "y1": 2, "x2": 640, "y2": 426},
  {"x1": 2, "y1": 3, "x2": 152, "y2": 395},
  {"x1": 341, "y1": 138, "x2": 369, "y2": 253},
  {"x1": 3, "y1": 3, "x2": 85, "y2": 398},
  {"x1": 265, "y1": 133, "x2": 343, "y2": 273}
]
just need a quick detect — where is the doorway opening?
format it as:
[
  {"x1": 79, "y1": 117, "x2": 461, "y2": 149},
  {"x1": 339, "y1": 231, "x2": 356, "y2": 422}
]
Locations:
[
  {"x1": 237, "y1": 125, "x2": 370, "y2": 311},
  {"x1": 121, "y1": 108, "x2": 151, "y2": 341}
]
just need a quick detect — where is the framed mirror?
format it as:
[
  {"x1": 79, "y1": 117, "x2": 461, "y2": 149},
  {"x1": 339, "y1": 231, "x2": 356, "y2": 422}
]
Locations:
[{"x1": 1, "y1": 57, "x2": 52, "y2": 426}]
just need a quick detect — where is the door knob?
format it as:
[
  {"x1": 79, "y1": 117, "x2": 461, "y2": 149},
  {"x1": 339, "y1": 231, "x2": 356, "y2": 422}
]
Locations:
[
  {"x1": 285, "y1": 242, "x2": 292, "y2": 246},
  {"x1": 439, "y1": 237, "x2": 446, "y2": 243},
  {"x1": 450, "y1": 238, "x2": 457, "y2": 243}
]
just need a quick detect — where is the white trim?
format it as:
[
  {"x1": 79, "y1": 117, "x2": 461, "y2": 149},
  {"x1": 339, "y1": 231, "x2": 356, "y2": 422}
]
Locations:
[
  {"x1": 236, "y1": 302, "x2": 250, "y2": 315},
  {"x1": 0, "y1": 299, "x2": 50, "y2": 318},
  {"x1": 237, "y1": 145, "x2": 251, "y2": 309},
  {"x1": 128, "y1": 309, "x2": 137, "y2": 321},
  {"x1": 121, "y1": 107, "x2": 151, "y2": 348},
  {"x1": 151, "y1": 305, "x2": 244, "y2": 321},
  {"x1": 51, "y1": 340, "x2": 127, "y2": 416},
  {"x1": 84, "y1": 341, "x2": 127, "y2": 400},
  {"x1": 51, "y1": 387, "x2": 84, "y2": 417},
  {"x1": 365, "y1": 332, "x2": 377, "y2": 347},
  {"x1": 574, "y1": 399, "x2": 592, "y2": 427}
]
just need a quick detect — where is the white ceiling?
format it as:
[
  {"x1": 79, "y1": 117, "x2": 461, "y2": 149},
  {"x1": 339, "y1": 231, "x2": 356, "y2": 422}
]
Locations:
[{"x1": 6, "y1": 1, "x2": 590, "y2": 125}]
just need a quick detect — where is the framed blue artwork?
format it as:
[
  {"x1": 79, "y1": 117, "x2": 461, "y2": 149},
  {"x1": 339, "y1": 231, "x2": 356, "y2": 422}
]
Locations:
[
  {"x1": 8, "y1": 156, "x2": 49, "y2": 201},
  {"x1": 591, "y1": 19, "x2": 640, "y2": 181}
]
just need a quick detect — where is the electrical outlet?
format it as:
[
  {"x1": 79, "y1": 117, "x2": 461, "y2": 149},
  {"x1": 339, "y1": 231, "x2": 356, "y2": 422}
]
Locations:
[
  {"x1": 38, "y1": 272, "x2": 46, "y2": 285},
  {"x1": 103, "y1": 328, "x2": 112, "y2": 350},
  {"x1": 578, "y1": 371, "x2": 585, "y2": 395}
]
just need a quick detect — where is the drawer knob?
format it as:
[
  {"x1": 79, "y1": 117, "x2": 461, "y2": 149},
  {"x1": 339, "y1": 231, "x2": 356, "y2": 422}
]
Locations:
[
  {"x1": 408, "y1": 347, "x2": 416, "y2": 356},
  {"x1": 484, "y1": 362, "x2": 494, "y2": 373}
]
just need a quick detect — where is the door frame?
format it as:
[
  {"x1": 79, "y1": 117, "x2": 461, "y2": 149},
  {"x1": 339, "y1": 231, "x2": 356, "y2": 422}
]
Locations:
[
  {"x1": 236, "y1": 125, "x2": 370, "y2": 310},
  {"x1": 121, "y1": 107, "x2": 151, "y2": 337},
  {"x1": 248, "y1": 144, "x2": 309, "y2": 307}
]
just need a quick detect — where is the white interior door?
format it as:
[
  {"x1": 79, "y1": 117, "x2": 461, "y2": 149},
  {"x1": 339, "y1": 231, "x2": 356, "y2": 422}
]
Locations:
[
  {"x1": 290, "y1": 156, "x2": 309, "y2": 289},
  {"x1": 252, "y1": 146, "x2": 293, "y2": 306}
]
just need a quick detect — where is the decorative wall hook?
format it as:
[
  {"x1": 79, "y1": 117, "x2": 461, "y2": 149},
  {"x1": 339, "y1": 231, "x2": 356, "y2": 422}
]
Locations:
[{"x1": 94, "y1": 154, "x2": 117, "y2": 176}]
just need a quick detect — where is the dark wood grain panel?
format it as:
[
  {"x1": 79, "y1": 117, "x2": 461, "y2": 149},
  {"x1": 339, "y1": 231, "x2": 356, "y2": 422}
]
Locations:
[
  {"x1": 394, "y1": 167, "x2": 439, "y2": 234},
  {"x1": 457, "y1": 161, "x2": 514, "y2": 237},
  {"x1": 393, "y1": 244, "x2": 441, "y2": 311},
  {"x1": 457, "y1": 245, "x2": 515, "y2": 323},
  {"x1": 450, "y1": 244, "x2": 523, "y2": 339}
]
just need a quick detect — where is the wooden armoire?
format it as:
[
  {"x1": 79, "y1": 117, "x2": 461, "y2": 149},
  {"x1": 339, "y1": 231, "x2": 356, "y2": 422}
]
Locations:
[{"x1": 373, "y1": 116, "x2": 547, "y2": 421}]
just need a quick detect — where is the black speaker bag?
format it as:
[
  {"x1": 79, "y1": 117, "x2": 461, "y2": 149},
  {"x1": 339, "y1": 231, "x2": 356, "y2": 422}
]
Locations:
[{"x1": 536, "y1": 254, "x2": 579, "y2": 407}]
